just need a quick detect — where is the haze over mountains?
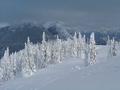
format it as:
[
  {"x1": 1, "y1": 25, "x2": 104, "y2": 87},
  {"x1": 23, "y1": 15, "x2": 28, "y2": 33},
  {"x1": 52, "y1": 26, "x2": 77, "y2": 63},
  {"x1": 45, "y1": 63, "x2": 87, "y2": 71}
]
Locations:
[{"x1": 0, "y1": 21, "x2": 120, "y2": 58}]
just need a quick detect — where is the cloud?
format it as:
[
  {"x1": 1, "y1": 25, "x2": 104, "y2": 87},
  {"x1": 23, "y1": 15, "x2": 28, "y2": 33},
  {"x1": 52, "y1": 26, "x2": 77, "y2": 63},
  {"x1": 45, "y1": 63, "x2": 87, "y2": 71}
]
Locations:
[{"x1": 0, "y1": 0, "x2": 120, "y2": 25}]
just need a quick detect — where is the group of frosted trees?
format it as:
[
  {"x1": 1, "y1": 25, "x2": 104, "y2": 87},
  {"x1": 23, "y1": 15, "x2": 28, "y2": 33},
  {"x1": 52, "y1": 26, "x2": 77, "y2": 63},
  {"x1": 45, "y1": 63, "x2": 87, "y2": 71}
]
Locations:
[
  {"x1": 107, "y1": 36, "x2": 118, "y2": 58},
  {"x1": 0, "y1": 32, "x2": 98, "y2": 81}
]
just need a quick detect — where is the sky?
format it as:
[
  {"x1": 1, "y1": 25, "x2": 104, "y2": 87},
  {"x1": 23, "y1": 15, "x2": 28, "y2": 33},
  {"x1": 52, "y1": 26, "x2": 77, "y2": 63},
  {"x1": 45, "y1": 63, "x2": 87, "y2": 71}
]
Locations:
[{"x1": 0, "y1": 0, "x2": 120, "y2": 26}]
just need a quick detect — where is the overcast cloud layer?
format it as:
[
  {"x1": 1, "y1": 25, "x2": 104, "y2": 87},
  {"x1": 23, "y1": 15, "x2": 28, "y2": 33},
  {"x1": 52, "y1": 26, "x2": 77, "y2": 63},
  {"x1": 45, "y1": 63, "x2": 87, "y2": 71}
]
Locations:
[{"x1": 0, "y1": 0, "x2": 120, "y2": 25}]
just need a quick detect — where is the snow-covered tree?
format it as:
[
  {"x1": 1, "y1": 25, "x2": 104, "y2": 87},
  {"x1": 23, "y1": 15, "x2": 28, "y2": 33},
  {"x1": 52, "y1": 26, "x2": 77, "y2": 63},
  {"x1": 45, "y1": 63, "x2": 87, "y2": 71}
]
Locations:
[
  {"x1": 89, "y1": 32, "x2": 96, "y2": 65},
  {"x1": 0, "y1": 48, "x2": 15, "y2": 80},
  {"x1": 107, "y1": 35, "x2": 111, "y2": 45},
  {"x1": 66, "y1": 38, "x2": 73, "y2": 57},
  {"x1": 40, "y1": 32, "x2": 48, "y2": 67},
  {"x1": 9, "y1": 53, "x2": 17, "y2": 77},
  {"x1": 56, "y1": 35, "x2": 63, "y2": 63},
  {"x1": 84, "y1": 43, "x2": 89, "y2": 66},
  {"x1": 77, "y1": 32, "x2": 82, "y2": 57},
  {"x1": 46, "y1": 42, "x2": 52, "y2": 64},
  {"x1": 107, "y1": 37, "x2": 118, "y2": 60},
  {"x1": 22, "y1": 37, "x2": 36, "y2": 77},
  {"x1": 0, "y1": 67, "x2": 3, "y2": 80},
  {"x1": 81, "y1": 35, "x2": 86, "y2": 59},
  {"x1": 72, "y1": 32, "x2": 78, "y2": 57},
  {"x1": 111, "y1": 38, "x2": 117, "y2": 56}
]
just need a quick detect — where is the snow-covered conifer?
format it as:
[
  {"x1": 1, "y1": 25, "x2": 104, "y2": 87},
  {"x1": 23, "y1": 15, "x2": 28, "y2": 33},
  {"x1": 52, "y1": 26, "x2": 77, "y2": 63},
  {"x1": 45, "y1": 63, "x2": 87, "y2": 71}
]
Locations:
[
  {"x1": 107, "y1": 35, "x2": 111, "y2": 45},
  {"x1": 89, "y1": 32, "x2": 96, "y2": 65},
  {"x1": 111, "y1": 38, "x2": 117, "y2": 56},
  {"x1": 56, "y1": 35, "x2": 63, "y2": 63},
  {"x1": 77, "y1": 32, "x2": 82, "y2": 57},
  {"x1": 41, "y1": 32, "x2": 48, "y2": 67},
  {"x1": 81, "y1": 35, "x2": 86, "y2": 59},
  {"x1": 84, "y1": 43, "x2": 89, "y2": 66},
  {"x1": 1, "y1": 48, "x2": 15, "y2": 80},
  {"x1": 72, "y1": 32, "x2": 78, "y2": 57},
  {"x1": 22, "y1": 37, "x2": 36, "y2": 77}
]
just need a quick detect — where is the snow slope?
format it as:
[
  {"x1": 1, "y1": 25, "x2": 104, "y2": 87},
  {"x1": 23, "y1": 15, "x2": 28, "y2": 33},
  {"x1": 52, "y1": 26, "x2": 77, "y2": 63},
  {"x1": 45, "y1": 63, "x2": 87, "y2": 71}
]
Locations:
[{"x1": 0, "y1": 46, "x2": 120, "y2": 90}]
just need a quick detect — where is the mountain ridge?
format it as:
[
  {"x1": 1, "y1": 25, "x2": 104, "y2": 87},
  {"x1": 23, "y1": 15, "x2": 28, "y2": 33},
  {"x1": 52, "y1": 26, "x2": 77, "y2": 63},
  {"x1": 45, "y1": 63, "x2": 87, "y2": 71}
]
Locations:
[{"x1": 0, "y1": 21, "x2": 119, "y2": 58}]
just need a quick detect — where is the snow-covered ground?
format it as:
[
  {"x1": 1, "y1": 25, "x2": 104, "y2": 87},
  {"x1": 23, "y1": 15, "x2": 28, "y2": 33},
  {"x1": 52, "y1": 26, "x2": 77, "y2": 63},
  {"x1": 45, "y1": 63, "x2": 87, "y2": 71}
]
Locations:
[{"x1": 0, "y1": 45, "x2": 120, "y2": 90}]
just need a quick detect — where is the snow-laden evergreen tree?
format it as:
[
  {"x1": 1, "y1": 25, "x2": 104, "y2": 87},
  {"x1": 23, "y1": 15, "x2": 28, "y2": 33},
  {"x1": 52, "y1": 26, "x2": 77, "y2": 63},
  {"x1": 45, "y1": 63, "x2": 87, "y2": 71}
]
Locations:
[
  {"x1": 46, "y1": 42, "x2": 52, "y2": 64},
  {"x1": 0, "y1": 48, "x2": 15, "y2": 80},
  {"x1": 77, "y1": 32, "x2": 82, "y2": 57},
  {"x1": 41, "y1": 32, "x2": 48, "y2": 67},
  {"x1": 0, "y1": 67, "x2": 3, "y2": 80},
  {"x1": 50, "y1": 38, "x2": 61, "y2": 64},
  {"x1": 33, "y1": 44, "x2": 40, "y2": 69},
  {"x1": 81, "y1": 35, "x2": 86, "y2": 59},
  {"x1": 61, "y1": 40, "x2": 66, "y2": 57},
  {"x1": 22, "y1": 37, "x2": 36, "y2": 77},
  {"x1": 66, "y1": 38, "x2": 73, "y2": 57},
  {"x1": 89, "y1": 32, "x2": 96, "y2": 65},
  {"x1": 107, "y1": 37, "x2": 117, "y2": 59},
  {"x1": 84, "y1": 43, "x2": 89, "y2": 66},
  {"x1": 16, "y1": 50, "x2": 24, "y2": 74},
  {"x1": 111, "y1": 38, "x2": 117, "y2": 56},
  {"x1": 26, "y1": 37, "x2": 36, "y2": 72},
  {"x1": 72, "y1": 32, "x2": 78, "y2": 57},
  {"x1": 107, "y1": 35, "x2": 111, "y2": 45},
  {"x1": 107, "y1": 38, "x2": 113, "y2": 59},
  {"x1": 56, "y1": 35, "x2": 63, "y2": 63},
  {"x1": 9, "y1": 53, "x2": 17, "y2": 77}
]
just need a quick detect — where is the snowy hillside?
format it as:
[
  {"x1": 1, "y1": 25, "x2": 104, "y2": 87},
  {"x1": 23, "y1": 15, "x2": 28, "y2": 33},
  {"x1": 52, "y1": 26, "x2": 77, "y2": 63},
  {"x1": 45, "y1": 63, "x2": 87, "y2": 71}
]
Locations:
[
  {"x1": 0, "y1": 46, "x2": 120, "y2": 90},
  {"x1": 0, "y1": 31, "x2": 119, "y2": 90}
]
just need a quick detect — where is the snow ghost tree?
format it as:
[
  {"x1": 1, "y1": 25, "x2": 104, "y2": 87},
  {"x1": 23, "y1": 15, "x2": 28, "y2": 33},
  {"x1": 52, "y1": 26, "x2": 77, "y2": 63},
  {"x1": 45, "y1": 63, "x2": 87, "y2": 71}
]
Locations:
[
  {"x1": 84, "y1": 43, "x2": 89, "y2": 66},
  {"x1": 77, "y1": 32, "x2": 82, "y2": 57},
  {"x1": 66, "y1": 38, "x2": 73, "y2": 57},
  {"x1": 107, "y1": 37, "x2": 112, "y2": 59},
  {"x1": 9, "y1": 53, "x2": 17, "y2": 77},
  {"x1": 0, "y1": 67, "x2": 4, "y2": 80},
  {"x1": 81, "y1": 35, "x2": 86, "y2": 59},
  {"x1": 41, "y1": 32, "x2": 48, "y2": 68},
  {"x1": 56, "y1": 35, "x2": 63, "y2": 63},
  {"x1": 46, "y1": 42, "x2": 52, "y2": 64},
  {"x1": 22, "y1": 37, "x2": 36, "y2": 77},
  {"x1": 0, "y1": 48, "x2": 15, "y2": 80},
  {"x1": 107, "y1": 37, "x2": 117, "y2": 59},
  {"x1": 107, "y1": 35, "x2": 111, "y2": 45},
  {"x1": 89, "y1": 32, "x2": 96, "y2": 65},
  {"x1": 111, "y1": 38, "x2": 117, "y2": 56},
  {"x1": 72, "y1": 32, "x2": 78, "y2": 57}
]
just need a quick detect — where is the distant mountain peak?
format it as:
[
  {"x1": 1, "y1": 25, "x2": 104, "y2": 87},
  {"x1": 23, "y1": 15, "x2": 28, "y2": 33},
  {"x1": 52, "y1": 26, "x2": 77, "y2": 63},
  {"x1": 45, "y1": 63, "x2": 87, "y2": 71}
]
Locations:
[{"x1": 43, "y1": 21, "x2": 68, "y2": 29}]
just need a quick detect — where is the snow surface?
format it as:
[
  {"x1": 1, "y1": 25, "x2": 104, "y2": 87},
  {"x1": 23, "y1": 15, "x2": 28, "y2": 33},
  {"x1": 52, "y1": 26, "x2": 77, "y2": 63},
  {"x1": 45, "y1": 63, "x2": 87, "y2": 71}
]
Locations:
[{"x1": 0, "y1": 46, "x2": 120, "y2": 90}]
